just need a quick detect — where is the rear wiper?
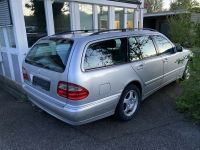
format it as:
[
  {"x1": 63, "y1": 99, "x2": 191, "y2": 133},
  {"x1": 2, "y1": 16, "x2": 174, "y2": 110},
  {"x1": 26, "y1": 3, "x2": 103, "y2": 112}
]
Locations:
[
  {"x1": 25, "y1": 59, "x2": 51, "y2": 69},
  {"x1": 25, "y1": 58, "x2": 38, "y2": 65}
]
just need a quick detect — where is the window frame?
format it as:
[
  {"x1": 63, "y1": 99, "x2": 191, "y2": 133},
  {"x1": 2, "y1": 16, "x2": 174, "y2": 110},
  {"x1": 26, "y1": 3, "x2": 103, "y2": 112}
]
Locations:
[
  {"x1": 127, "y1": 35, "x2": 159, "y2": 62},
  {"x1": 152, "y1": 34, "x2": 175, "y2": 56},
  {"x1": 81, "y1": 36, "x2": 129, "y2": 72}
]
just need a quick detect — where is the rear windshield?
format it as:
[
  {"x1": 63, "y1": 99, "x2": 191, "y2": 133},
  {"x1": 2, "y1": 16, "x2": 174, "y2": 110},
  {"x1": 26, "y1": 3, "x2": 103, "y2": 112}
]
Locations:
[{"x1": 25, "y1": 38, "x2": 73, "y2": 73}]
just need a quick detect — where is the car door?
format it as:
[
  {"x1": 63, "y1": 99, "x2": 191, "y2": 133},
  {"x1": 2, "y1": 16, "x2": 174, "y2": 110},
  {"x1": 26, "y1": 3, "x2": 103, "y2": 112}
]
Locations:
[
  {"x1": 152, "y1": 35, "x2": 181, "y2": 85},
  {"x1": 128, "y1": 35, "x2": 163, "y2": 96}
]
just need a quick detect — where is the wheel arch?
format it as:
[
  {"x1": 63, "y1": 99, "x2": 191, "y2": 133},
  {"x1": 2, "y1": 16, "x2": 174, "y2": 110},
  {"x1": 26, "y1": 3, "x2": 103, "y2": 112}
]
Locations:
[{"x1": 124, "y1": 80, "x2": 143, "y2": 98}]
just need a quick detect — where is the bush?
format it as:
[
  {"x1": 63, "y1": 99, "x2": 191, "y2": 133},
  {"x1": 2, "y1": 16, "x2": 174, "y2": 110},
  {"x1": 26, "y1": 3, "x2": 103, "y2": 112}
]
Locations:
[
  {"x1": 168, "y1": 12, "x2": 200, "y2": 122},
  {"x1": 176, "y1": 48, "x2": 200, "y2": 122},
  {"x1": 168, "y1": 14, "x2": 195, "y2": 48},
  {"x1": 193, "y1": 23, "x2": 200, "y2": 47}
]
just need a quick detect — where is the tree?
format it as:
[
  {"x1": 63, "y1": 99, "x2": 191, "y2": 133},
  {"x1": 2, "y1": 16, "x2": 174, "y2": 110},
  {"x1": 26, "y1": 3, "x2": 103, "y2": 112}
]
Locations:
[
  {"x1": 170, "y1": 0, "x2": 199, "y2": 10},
  {"x1": 144, "y1": 0, "x2": 163, "y2": 13},
  {"x1": 168, "y1": 14, "x2": 194, "y2": 47}
]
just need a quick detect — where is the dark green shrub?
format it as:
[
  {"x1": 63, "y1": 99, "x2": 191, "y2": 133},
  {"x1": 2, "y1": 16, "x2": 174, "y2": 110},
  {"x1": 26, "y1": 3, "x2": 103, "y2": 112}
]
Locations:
[
  {"x1": 168, "y1": 14, "x2": 195, "y2": 48},
  {"x1": 176, "y1": 48, "x2": 200, "y2": 122}
]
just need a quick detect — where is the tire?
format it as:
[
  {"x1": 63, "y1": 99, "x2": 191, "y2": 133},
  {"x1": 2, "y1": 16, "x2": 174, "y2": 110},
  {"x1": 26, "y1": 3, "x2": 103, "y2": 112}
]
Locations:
[
  {"x1": 182, "y1": 64, "x2": 190, "y2": 80},
  {"x1": 115, "y1": 84, "x2": 141, "y2": 121}
]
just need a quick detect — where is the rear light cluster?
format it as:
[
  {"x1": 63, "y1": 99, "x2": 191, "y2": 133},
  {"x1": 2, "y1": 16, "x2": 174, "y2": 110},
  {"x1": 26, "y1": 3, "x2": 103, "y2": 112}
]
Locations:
[
  {"x1": 57, "y1": 81, "x2": 89, "y2": 101},
  {"x1": 22, "y1": 67, "x2": 29, "y2": 81}
]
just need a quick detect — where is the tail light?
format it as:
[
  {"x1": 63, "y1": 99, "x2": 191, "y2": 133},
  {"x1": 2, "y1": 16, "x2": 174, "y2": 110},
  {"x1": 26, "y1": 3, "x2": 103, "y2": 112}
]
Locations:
[
  {"x1": 22, "y1": 67, "x2": 29, "y2": 81},
  {"x1": 57, "y1": 81, "x2": 89, "y2": 100}
]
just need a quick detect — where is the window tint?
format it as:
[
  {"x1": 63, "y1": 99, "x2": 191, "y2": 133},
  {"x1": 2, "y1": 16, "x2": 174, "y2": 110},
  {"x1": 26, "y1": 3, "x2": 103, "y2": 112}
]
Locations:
[
  {"x1": 25, "y1": 38, "x2": 73, "y2": 73},
  {"x1": 84, "y1": 38, "x2": 127, "y2": 70},
  {"x1": 128, "y1": 36, "x2": 157, "y2": 61},
  {"x1": 153, "y1": 35, "x2": 174, "y2": 54}
]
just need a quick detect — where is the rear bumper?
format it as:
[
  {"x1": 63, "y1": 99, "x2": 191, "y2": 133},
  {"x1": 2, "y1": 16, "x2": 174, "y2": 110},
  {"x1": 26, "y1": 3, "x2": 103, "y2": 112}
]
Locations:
[{"x1": 23, "y1": 84, "x2": 120, "y2": 125}]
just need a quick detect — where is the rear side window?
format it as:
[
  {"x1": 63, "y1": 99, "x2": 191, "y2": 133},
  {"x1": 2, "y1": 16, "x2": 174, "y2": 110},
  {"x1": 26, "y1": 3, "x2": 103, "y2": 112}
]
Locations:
[
  {"x1": 84, "y1": 38, "x2": 127, "y2": 70},
  {"x1": 25, "y1": 38, "x2": 73, "y2": 73},
  {"x1": 128, "y1": 36, "x2": 157, "y2": 61},
  {"x1": 153, "y1": 35, "x2": 174, "y2": 54}
]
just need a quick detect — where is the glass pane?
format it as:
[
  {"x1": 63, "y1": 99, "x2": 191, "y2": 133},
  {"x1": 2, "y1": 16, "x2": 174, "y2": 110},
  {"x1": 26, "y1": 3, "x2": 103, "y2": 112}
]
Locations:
[
  {"x1": 153, "y1": 35, "x2": 174, "y2": 54},
  {"x1": 79, "y1": 4, "x2": 93, "y2": 30},
  {"x1": 127, "y1": 9, "x2": 134, "y2": 29},
  {"x1": 129, "y1": 37, "x2": 142, "y2": 61},
  {"x1": 53, "y1": 1, "x2": 71, "y2": 33},
  {"x1": 25, "y1": 38, "x2": 73, "y2": 73},
  {"x1": 97, "y1": 6, "x2": 108, "y2": 30},
  {"x1": 115, "y1": 7, "x2": 124, "y2": 29},
  {"x1": 23, "y1": 0, "x2": 47, "y2": 47},
  {"x1": 7, "y1": 26, "x2": 16, "y2": 48},
  {"x1": 0, "y1": 28, "x2": 6, "y2": 47},
  {"x1": 137, "y1": 36, "x2": 157, "y2": 58},
  {"x1": 84, "y1": 38, "x2": 127, "y2": 70}
]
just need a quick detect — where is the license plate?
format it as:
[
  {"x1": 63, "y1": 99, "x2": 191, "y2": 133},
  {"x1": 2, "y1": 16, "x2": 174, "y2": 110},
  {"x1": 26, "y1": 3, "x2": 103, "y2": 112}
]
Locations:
[{"x1": 32, "y1": 76, "x2": 50, "y2": 91}]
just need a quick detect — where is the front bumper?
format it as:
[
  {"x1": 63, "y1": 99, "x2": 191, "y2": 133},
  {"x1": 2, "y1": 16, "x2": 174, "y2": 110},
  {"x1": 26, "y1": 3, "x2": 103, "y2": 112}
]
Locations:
[{"x1": 23, "y1": 84, "x2": 120, "y2": 125}]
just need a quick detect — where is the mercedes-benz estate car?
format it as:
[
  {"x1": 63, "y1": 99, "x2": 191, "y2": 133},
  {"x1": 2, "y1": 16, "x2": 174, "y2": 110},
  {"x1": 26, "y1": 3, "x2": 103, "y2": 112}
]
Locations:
[{"x1": 22, "y1": 29, "x2": 191, "y2": 125}]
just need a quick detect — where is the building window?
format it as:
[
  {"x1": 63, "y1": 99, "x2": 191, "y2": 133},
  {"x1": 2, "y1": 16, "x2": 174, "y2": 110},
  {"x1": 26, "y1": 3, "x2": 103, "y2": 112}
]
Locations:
[
  {"x1": 127, "y1": 9, "x2": 134, "y2": 29},
  {"x1": 115, "y1": 7, "x2": 124, "y2": 29},
  {"x1": 7, "y1": 26, "x2": 16, "y2": 48},
  {"x1": 23, "y1": 0, "x2": 47, "y2": 47},
  {"x1": 53, "y1": 1, "x2": 71, "y2": 33},
  {"x1": 0, "y1": 28, "x2": 6, "y2": 47},
  {"x1": 97, "y1": 6, "x2": 108, "y2": 30},
  {"x1": 79, "y1": 4, "x2": 93, "y2": 30}
]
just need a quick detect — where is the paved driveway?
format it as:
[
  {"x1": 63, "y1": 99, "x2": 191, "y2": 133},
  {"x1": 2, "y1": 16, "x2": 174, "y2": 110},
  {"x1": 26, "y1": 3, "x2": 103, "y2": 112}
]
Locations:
[{"x1": 0, "y1": 82, "x2": 200, "y2": 150}]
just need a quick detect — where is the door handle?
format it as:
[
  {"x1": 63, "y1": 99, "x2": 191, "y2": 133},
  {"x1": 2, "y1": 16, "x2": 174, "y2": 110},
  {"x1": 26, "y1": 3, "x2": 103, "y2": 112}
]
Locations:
[
  {"x1": 163, "y1": 58, "x2": 168, "y2": 63},
  {"x1": 137, "y1": 64, "x2": 144, "y2": 70}
]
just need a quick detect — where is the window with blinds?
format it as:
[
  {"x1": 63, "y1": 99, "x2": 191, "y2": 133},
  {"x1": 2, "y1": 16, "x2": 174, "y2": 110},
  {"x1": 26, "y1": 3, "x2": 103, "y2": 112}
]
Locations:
[{"x1": 0, "y1": 0, "x2": 12, "y2": 26}]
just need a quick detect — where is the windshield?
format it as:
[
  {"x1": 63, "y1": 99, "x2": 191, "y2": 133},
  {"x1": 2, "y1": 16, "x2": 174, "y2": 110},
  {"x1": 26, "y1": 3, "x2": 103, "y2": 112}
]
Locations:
[{"x1": 25, "y1": 38, "x2": 73, "y2": 73}]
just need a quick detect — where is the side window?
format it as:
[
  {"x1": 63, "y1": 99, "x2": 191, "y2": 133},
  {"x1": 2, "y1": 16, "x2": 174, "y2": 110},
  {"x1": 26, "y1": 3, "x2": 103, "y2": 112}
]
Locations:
[
  {"x1": 128, "y1": 36, "x2": 157, "y2": 61},
  {"x1": 137, "y1": 36, "x2": 157, "y2": 58},
  {"x1": 153, "y1": 35, "x2": 174, "y2": 54},
  {"x1": 128, "y1": 37, "x2": 143, "y2": 61},
  {"x1": 84, "y1": 38, "x2": 127, "y2": 70}
]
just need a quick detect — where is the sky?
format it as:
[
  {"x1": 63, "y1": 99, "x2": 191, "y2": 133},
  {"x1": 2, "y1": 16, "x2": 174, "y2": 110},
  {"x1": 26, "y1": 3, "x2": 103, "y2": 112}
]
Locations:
[
  {"x1": 163, "y1": 0, "x2": 172, "y2": 10},
  {"x1": 163, "y1": 0, "x2": 200, "y2": 10}
]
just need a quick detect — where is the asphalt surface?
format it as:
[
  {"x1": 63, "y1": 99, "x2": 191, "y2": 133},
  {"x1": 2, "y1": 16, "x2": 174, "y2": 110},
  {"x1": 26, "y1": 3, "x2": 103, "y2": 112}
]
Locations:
[{"x1": 0, "y1": 82, "x2": 200, "y2": 150}]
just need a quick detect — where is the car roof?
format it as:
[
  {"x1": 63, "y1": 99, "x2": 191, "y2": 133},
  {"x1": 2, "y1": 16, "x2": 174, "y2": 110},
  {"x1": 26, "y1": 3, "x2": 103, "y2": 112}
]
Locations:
[{"x1": 45, "y1": 29, "x2": 161, "y2": 42}]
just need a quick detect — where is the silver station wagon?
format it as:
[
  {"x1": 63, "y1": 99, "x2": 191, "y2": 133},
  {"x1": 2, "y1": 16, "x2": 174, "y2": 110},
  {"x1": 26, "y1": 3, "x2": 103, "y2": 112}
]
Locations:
[{"x1": 22, "y1": 29, "x2": 190, "y2": 125}]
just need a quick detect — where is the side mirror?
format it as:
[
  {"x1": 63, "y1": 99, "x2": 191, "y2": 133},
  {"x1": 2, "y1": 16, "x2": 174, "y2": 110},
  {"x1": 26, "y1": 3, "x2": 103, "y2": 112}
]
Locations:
[{"x1": 175, "y1": 44, "x2": 183, "y2": 52}]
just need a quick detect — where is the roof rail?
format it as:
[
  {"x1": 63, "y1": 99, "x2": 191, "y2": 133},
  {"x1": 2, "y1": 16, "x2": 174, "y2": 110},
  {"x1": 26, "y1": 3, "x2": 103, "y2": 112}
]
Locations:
[
  {"x1": 54, "y1": 29, "x2": 98, "y2": 35},
  {"x1": 90, "y1": 28, "x2": 157, "y2": 36},
  {"x1": 90, "y1": 29, "x2": 127, "y2": 36},
  {"x1": 52, "y1": 28, "x2": 157, "y2": 36}
]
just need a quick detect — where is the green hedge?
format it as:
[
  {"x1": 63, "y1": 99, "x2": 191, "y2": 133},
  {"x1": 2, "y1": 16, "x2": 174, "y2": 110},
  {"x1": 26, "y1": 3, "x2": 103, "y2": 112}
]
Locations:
[
  {"x1": 176, "y1": 49, "x2": 200, "y2": 122},
  {"x1": 168, "y1": 13, "x2": 200, "y2": 123}
]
